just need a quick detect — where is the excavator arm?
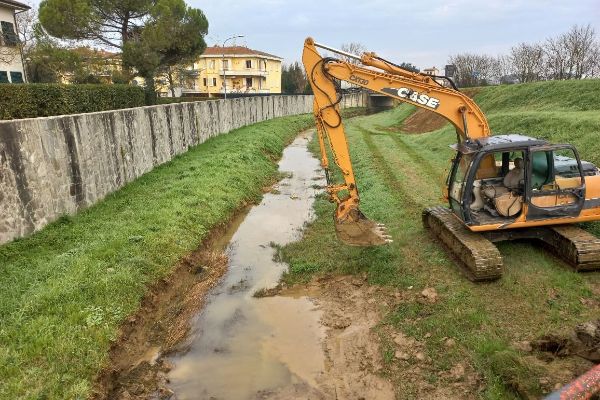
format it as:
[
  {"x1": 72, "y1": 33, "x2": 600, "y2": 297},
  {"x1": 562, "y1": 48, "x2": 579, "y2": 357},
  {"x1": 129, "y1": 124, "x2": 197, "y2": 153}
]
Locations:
[{"x1": 302, "y1": 37, "x2": 491, "y2": 246}]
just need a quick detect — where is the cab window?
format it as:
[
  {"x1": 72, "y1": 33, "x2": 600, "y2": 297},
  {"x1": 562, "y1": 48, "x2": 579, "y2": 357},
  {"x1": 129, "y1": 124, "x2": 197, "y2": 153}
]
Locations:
[{"x1": 531, "y1": 148, "x2": 583, "y2": 193}]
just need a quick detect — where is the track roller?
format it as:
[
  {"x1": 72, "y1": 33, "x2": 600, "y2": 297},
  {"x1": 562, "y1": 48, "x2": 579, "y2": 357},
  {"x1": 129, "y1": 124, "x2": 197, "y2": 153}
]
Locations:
[{"x1": 423, "y1": 206, "x2": 503, "y2": 281}]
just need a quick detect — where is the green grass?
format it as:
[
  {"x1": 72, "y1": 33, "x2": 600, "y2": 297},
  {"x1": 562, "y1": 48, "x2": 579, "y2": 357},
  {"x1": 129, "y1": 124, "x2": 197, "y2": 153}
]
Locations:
[
  {"x1": 281, "y1": 80, "x2": 600, "y2": 399},
  {"x1": 0, "y1": 114, "x2": 313, "y2": 399}
]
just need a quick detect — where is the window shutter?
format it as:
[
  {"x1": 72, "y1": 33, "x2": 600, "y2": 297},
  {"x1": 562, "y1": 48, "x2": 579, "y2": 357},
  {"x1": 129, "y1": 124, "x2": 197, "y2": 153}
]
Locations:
[{"x1": 1, "y1": 22, "x2": 18, "y2": 46}]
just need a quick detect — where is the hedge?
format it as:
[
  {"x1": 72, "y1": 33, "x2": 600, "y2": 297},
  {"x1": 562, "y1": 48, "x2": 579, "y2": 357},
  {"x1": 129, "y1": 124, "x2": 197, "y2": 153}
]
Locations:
[{"x1": 0, "y1": 84, "x2": 146, "y2": 120}]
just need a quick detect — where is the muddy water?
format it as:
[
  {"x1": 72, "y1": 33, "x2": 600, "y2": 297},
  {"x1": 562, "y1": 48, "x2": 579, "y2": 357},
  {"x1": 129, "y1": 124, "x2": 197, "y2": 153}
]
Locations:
[{"x1": 167, "y1": 130, "x2": 327, "y2": 399}]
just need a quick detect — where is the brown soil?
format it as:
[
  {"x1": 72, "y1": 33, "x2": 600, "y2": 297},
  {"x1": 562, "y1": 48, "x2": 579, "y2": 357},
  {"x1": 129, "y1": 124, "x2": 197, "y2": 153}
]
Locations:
[
  {"x1": 257, "y1": 275, "x2": 396, "y2": 399},
  {"x1": 395, "y1": 87, "x2": 483, "y2": 134},
  {"x1": 260, "y1": 276, "x2": 483, "y2": 399},
  {"x1": 91, "y1": 230, "x2": 232, "y2": 399},
  {"x1": 92, "y1": 254, "x2": 597, "y2": 400},
  {"x1": 400, "y1": 110, "x2": 448, "y2": 134}
]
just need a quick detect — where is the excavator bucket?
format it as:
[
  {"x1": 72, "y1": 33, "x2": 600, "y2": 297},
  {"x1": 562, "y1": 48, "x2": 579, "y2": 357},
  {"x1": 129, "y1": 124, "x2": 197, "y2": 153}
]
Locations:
[{"x1": 334, "y1": 208, "x2": 392, "y2": 246}]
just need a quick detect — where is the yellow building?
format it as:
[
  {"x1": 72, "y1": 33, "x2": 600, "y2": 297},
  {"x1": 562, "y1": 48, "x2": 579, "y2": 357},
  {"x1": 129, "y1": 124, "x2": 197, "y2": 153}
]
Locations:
[
  {"x1": 61, "y1": 47, "x2": 122, "y2": 84},
  {"x1": 181, "y1": 45, "x2": 282, "y2": 97}
]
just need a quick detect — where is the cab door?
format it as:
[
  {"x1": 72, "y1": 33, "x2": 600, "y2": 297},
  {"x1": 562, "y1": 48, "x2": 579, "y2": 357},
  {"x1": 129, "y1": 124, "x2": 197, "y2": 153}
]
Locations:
[
  {"x1": 526, "y1": 145, "x2": 586, "y2": 220},
  {"x1": 447, "y1": 151, "x2": 473, "y2": 221}
]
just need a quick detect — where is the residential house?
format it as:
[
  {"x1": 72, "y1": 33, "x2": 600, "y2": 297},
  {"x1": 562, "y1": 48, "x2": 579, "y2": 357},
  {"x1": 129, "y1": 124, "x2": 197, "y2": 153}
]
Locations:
[
  {"x1": 0, "y1": 0, "x2": 30, "y2": 83},
  {"x1": 423, "y1": 66, "x2": 439, "y2": 76},
  {"x1": 181, "y1": 45, "x2": 282, "y2": 97},
  {"x1": 61, "y1": 47, "x2": 123, "y2": 84},
  {"x1": 423, "y1": 66, "x2": 448, "y2": 85}
]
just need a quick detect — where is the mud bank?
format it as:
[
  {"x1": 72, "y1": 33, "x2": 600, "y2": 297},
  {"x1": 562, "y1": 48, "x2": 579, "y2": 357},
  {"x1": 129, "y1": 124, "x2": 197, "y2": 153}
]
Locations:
[{"x1": 92, "y1": 235, "x2": 231, "y2": 399}]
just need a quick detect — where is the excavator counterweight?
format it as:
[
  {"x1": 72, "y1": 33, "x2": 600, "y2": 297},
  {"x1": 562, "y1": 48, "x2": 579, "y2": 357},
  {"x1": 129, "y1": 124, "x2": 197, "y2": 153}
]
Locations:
[{"x1": 303, "y1": 37, "x2": 600, "y2": 280}]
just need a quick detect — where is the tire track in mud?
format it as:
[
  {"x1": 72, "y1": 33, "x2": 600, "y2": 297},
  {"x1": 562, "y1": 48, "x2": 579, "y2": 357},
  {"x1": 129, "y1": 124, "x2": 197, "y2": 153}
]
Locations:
[
  {"x1": 356, "y1": 124, "x2": 429, "y2": 215},
  {"x1": 388, "y1": 133, "x2": 447, "y2": 188},
  {"x1": 355, "y1": 124, "x2": 443, "y2": 273}
]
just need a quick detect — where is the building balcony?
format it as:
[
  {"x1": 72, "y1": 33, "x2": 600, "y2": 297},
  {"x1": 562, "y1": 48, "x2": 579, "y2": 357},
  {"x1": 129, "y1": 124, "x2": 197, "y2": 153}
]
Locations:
[
  {"x1": 183, "y1": 69, "x2": 202, "y2": 77},
  {"x1": 219, "y1": 88, "x2": 271, "y2": 94},
  {"x1": 219, "y1": 69, "x2": 268, "y2": 77}
]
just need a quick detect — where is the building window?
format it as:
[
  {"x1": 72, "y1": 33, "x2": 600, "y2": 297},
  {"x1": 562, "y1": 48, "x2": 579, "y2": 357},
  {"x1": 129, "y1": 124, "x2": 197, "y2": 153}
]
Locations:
[
  {"x1": 212, "y1": 77, "x2": 217, "y2": 86},
  {"x1": 246, "y1": 77, "x2": 252, "y2": 88},
  {"x1": 10, "y1": 71, "x2": 23, "y2": 83},
  {"x1": 1, "y1": 21, "x2": 18, "y2": 46},
  {"x1": 209, "y1": 60, "x2": 215, "y2": 69},
  {"x1": 245, "y1": 60, "x2": 252, "y2": 69},
  {"x1": 0, "y1": 71, "x2": 8, "y2": 83},
  {"x1": 222, "y1": 60, "x2": 229, "y2": 70},
  {"x1": 203, "y1": 78, "x2": 207, "y2": 86}
]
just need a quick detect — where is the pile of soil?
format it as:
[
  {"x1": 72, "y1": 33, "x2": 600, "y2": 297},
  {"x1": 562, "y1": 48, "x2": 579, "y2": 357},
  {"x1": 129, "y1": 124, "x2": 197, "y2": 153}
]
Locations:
[
  {"x1": 400, "y1": 110, "x2": 448, "y2": 134},
  {"x1": 397, "y1": 87, "x2": 483, "y2": 134}
]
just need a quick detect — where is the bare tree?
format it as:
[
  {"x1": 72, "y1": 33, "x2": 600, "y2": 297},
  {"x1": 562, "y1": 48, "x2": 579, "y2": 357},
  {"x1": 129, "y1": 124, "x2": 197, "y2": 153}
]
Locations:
[
  {"x1": 340, "y1": 42, "x2": 367, "y2": 64},
  {"x1": 447, "y1": 53, "x2": 498, "y2": 87},
  {"x1": 544, "y1": 24, "x2": 598, "y2": 79},
  {"x1": 510, "y1": 42, "x2": 545, "y2": 82},
  {"x1": 588, "y1": 43, "x2": 600, "y2": 78},
  {"x1": 16, "y1": 1, "x2": 37, "y2": 52},
  {"x1": 565, "y1": 24, "x2": 597, "y2": 78},
  {"x1": 492, "y1": 54, "x2": 513, "y2": 83},
  {"x1": 544, "y1": 34, "x2": 568, "y2": 80}
]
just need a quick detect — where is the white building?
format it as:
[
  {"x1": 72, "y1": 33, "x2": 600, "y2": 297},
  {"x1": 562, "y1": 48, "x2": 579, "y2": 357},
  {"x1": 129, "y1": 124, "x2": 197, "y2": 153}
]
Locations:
[
  {"x1": 0, "y1": 0, "x2": 30, "y2": 83},
  {"x1": 423, "y1": 66, "x2": 447, "y2": 86}
]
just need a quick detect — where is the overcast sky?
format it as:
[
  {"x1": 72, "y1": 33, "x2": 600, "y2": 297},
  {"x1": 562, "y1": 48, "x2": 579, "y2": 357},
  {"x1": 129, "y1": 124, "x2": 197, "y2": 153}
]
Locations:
[{"x1": 28, "y1": 0, "x2": 600, "y2": 69}]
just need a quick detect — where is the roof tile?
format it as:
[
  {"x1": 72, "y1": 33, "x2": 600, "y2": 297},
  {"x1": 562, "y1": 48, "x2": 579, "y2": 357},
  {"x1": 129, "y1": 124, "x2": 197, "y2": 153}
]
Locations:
[{"x1": 202, "y1": 46, "x2": 282, "y2": 59}]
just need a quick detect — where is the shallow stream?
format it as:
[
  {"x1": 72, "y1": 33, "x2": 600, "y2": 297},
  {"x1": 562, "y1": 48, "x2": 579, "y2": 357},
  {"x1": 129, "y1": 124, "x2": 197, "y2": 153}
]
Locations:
[{"x1": 167, "y1": 130, "x2": 327, "y2": 399}]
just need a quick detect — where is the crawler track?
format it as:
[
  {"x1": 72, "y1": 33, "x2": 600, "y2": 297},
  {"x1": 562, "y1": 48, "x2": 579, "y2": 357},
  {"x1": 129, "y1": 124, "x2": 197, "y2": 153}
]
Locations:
[
  {"x1": 423, "y1": 206, "x2": 503, "y2": 281},
  {"x1": 543, "y1": 225, "x2": 600, "y2": 271},
  {"x1": 424, "y1": 207, "x2": 600, "y2": 280}
]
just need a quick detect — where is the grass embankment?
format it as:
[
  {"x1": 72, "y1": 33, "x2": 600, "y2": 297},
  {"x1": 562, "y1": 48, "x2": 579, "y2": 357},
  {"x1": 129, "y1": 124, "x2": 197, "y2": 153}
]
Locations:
[
  {"x1": 0, "y1": 114, "x2": 313, "y2": 398},
  {"x1": 282, "y1": 80, "x2": 600, "y2": 399}
]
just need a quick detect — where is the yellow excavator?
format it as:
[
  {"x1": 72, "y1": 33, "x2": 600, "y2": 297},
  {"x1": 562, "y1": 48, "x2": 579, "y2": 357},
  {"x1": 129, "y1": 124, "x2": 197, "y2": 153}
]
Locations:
[{"x1": 302, "y1": 37, "x2": 600, "y2": 281}]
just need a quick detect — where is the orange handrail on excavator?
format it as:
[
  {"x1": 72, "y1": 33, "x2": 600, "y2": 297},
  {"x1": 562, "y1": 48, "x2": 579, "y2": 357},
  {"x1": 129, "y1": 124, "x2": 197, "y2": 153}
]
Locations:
[{"x1": 303, "y1": 37, "x2": 600, "y2": 281}]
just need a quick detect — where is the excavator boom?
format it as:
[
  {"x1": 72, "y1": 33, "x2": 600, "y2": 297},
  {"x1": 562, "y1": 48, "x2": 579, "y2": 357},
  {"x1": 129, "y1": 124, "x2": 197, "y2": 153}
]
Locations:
[{"x1": 302, "y1": 37, "x2": 490, "y2": 246}]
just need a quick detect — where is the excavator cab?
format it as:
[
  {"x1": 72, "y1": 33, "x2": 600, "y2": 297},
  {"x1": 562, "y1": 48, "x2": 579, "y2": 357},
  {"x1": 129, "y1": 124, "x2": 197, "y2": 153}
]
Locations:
[{"x1": 447, "y1": 135, "x2": 591, "y2": 227}]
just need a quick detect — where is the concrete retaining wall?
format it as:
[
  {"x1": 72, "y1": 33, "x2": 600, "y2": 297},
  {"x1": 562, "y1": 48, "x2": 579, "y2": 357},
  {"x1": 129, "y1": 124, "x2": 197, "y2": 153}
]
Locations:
[{"x1": 0, "y1": 93, "x2": 366, "y2": 244}]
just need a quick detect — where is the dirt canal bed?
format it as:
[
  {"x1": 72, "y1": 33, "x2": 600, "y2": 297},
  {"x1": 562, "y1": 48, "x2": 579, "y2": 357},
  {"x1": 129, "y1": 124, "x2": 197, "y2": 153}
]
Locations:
[{"x1": 99, "y1": 130, "x2": 395, "y2": 399}]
